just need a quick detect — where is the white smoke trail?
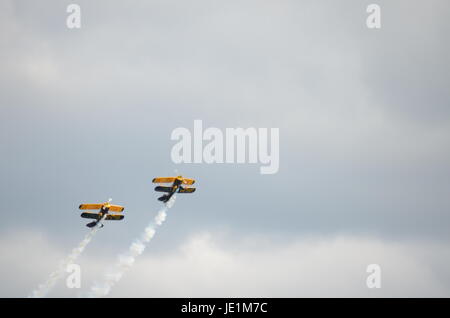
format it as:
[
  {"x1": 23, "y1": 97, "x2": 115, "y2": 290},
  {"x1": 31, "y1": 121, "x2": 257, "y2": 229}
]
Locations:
[
  {"x1": 29, "y1": 216, "x2": 106, "y2": 298},
  {"x1": 87, "y1": 196, "x2": 176, "y2": 297}
]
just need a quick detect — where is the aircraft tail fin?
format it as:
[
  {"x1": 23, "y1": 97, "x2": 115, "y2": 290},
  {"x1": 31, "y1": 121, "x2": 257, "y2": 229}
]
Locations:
[{"x1": 158, "y1": 195, "x2": 170, "y2": 203}]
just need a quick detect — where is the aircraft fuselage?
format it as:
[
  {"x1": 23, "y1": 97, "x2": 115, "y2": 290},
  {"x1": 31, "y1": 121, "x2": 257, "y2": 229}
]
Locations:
[{"x1": 158, "y1": 178, "x2": 183, "y2": 203}]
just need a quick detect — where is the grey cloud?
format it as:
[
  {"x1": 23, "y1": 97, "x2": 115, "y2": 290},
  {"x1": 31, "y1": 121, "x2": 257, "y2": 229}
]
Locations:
[{"x1": 0, "y1": 0, "x2": 450, "y2": 296}]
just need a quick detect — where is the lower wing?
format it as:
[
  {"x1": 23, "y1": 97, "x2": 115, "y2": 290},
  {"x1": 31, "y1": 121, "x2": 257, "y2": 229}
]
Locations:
[
  {"x1": 155, "y1": 186, "x2": 173, "y2": 193},
  {"x1": 105, "y1": 214, "x2": 124, "y2": 221},
  {"x1": 80, "y1": 212, "x2": 101, "y2": 219},
  {"x1": 179, "y1": 187, "x2": 196, "y2": 193}
]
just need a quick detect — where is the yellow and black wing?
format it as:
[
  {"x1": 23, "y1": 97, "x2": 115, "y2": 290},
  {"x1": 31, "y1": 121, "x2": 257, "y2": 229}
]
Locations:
[
  {"x1": 155, "y1": 186, "x2": 173, "y2": 193},
  {"x1": 179, "y1": 187, "x2": 196, "y2": 193},
  {"x1": 152, "y1": 177, "x2": 176, "y2": 184},
  {"x1": 182, "y1": 178, "x2": 195, "y2": 185},
  {"x1": 109, "y1": 205, "x2": 125, "y2": 212},
  {"x1": 79, "y1": 204, "x2": 103, "y2": 210},
  {"x1": 80, "y1": 212, "x2": 101, "y2": 219},
  {"x1": 105, "y1": 214, "x2": 124, "y2": 221}
]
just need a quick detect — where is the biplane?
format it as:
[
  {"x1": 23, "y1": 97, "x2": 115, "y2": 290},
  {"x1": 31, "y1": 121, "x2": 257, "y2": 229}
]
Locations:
[
  {"x1": 78, "y1": 199, "x2": 125, "y2": 228},
  {"x1": 152, "y1": 176, "x2": 196, "y2": 203}
]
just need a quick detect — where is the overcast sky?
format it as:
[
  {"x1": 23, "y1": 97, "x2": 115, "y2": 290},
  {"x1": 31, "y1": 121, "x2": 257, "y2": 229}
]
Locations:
[{"x1": 1, "y1": 0, "x2": 450, "y2": 297}]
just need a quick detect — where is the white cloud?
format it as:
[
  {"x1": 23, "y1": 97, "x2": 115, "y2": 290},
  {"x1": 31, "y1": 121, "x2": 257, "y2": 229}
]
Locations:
[{"x1": 1, "y1": 230, "x2": 449, "y2": 297}]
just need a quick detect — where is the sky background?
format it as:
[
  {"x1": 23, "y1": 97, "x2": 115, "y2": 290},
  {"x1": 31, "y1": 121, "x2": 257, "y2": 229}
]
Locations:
[{"x1": 1, "y1": 0, "x2": 450, "y2": 297}]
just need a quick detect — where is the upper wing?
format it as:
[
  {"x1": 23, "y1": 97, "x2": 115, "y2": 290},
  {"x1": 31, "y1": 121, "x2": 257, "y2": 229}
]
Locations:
[
  {"x1": 105, "y1": 214, "x2": 124, "y2": 221},
  {"x1": 182, "y1": 178, "x2": 195, "y2": 185},
  {"x1": 79, "y1": 204, "x2": 103, "y2": 210},
  {"x1": 80, "y1": 212, "x2": 100, "y2": 219},
  {"x1": 109, "y1": 205, "x2": 124, "y2": 212},
  {"x1": 152, "y1": 177, "x2": 176, "y2": 184},
  {"x1": 179, "y1": 187, "x2": 196, "y2": 193}
]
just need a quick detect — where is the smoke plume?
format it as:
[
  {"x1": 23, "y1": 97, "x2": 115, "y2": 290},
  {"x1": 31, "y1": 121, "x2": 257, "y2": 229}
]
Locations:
[
  {"x1": 87, "y1": 196, "x2": 176, "y2": 297},
  {"x1": 29, "y1": 216, "x2": 106, "y2": 297}
]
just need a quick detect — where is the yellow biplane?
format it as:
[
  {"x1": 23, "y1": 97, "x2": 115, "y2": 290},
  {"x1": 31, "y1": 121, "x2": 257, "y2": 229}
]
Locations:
[
  {"x1": 79, "y1": 199, "x2": 125, "y2": 228},
  {"x1": 152, "y1": 176, "x2": 196, "y2": 203}
]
